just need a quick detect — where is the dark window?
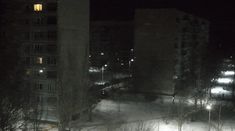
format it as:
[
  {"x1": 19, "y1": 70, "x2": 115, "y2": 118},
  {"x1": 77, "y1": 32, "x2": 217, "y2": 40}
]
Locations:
[
  {"x1": 47, "y1": 45, "x2": 56, "y2": 53},
  {"x1": 23, "y1": 32, "x2": 30, "y2": 40},
  {"x1": 48, "y1": 31, "x2": 57, "y2": 40},
  {"x1": 34, "y1": 45, "x2": 43, "y2": 53},
  {"x1": 47, "y1": 16, "x2": 57, "y2": 25},
  {"x1": 25, "y1": 45, "x2": 30, "y2": 54},
  {"x1": 37, "y1": 96, "x2": 41, "y2": 102},
  {"x1": 47, "y1": 3, "x2": 57, "y2": 11},
  {"x1": 1, "y1": 32, "x2": 6, "y2": 37},
  {"x1": 47, "y1": 97, "x2": 56, "y2": 105},
  {"x1": 46, "y1": 56, "x2": 57, "y2": 65},
  {"x1": 174, "y1": 43, "x2": 178, "y2": 48},
  {"x1": 24, "y1": 5, "x2": 31, "y2": 13},
  {"x1": 47, "y1": 71, "x2": 57, "y2": 78},
  {"x1": 34, "y1": 32, "x2": 44, "y2": 40},
  {"x1": 182, "y1": 15, "x2": 190, "y2": 20},
  {"x1": 25, "y1": 57, "x2": 30, "y2": 65},
  {"x1": 39, "y1": 84, "x2": 43, "y2": 90},
  {"x1": 23, "y1": 19, "x2": 29, "y2": 25},
  {"x1": 33, "y1": 17, "x2": 44, "y2": 25}
]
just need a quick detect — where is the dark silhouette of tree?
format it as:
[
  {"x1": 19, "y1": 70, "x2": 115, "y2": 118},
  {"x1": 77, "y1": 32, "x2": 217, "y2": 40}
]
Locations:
[{"x1": 0, "y1": 0, "x2": 30, "y2": 130}]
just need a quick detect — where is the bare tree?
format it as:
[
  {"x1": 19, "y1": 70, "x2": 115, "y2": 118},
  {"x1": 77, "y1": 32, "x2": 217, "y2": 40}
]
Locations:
[
  {"x1": 210, "y1": 104, "x2": 224, "y2": 131},
  {"x1": 30, "y1": 96, "x2": 44, "y2": 131},
  {"x1": 174, "y1": 97, "x2": 203, "y2": 131},
  {"x1": 86, "y1": 83, "x2": 102, "y2": 122}
]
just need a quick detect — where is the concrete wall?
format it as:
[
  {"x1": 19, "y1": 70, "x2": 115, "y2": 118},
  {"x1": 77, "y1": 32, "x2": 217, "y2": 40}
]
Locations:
[{"x1": 57, "y1": 0, "x2": 89, "y2": 123}]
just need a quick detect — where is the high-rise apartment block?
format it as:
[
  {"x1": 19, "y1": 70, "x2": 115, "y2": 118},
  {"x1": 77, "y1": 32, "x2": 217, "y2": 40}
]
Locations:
[
  {"x1": 134, "y1": 9, "x2": 209, "y2": 96},
  {"x1": 22, "y1": 0, "x2": 58, "y2": 121},
  {"x1": 21, "y1": 0, "x2": 89, "y2": 122}
]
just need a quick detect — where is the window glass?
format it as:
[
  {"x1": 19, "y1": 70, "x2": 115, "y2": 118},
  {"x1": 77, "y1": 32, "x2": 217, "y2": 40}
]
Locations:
[{"x1": 34, "y1": 4, "x2": 42, "y2": 12}]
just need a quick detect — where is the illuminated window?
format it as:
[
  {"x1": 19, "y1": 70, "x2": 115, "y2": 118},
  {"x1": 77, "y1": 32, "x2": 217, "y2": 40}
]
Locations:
[
  {"x1": 34, "y1": 4, "x2": 42, "y2": 12},
  {"x1": 37, "y1": 57, "x2": 43, "y2": 64}
]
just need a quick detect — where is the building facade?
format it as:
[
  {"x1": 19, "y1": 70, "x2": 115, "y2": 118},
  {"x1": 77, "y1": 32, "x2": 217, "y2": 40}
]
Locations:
[
  {"x1": 22, "y1": 0, "x2": 58, "y2": 121},
  {"x1": 21, "y1": 0, "x2": 90, "y2": 124},
  {"x1": 210, "y1": 57, "x2": 235, "y2": 99},
  {"x1": 133, "y1": 9, "x2": 209, "y2": 96}
]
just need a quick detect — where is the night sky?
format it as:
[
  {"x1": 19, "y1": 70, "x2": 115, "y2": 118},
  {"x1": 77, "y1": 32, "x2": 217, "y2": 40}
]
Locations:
[{"x1": 91, "y1": 0, "x2": 235, "y2": 58}]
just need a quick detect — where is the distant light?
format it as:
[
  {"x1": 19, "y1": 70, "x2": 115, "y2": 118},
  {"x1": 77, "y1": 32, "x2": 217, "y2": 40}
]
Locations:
[
  {"x1": 104, "y1": 64, "x2": 108, "y2": 67},
  {"x1": 228, "y1": 64, "x2": 235, "y2": 67},
  {"x1": 211, "y1": 86, "x2": 230, "y2": 94},
  {"x1": 130, "y1": 59, "x2": 134, "y2": 62},
  {"x1": 206, "y1": 104, "x2": 212, "y2": 110},
  {"x1": 100, "y1": 52, "x2": 104, "y2": 56},
  {"x1": 222, "y1": 71, "x2": 235, "y2": 76},
  {"x1": 94, "y1": 81, "x2": 106, "y2": 85},
  {"x1": 89, "y1": 67, "x2": 100, "y2": 73},
  {"x1": 39, "y1": 69, "x2": 43, "y2": 73},
  {"x1": 173, "y1": 75, "x2": 178, "y2": 79},
  {"x1": 216, "y1": 78, "x2": 233, "y2": 84}
]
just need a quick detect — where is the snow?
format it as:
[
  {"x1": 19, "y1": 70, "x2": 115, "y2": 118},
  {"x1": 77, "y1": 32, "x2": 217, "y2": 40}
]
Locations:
[
  {"x1": 72, "y1": 119, "x2": 235, "y2": 131},
  {"x1": 37, "y1": 95, "x2": 235, "y2": 131},
  {"x1": 69, "y1": 96, "x2": 235, "y2": 131}
]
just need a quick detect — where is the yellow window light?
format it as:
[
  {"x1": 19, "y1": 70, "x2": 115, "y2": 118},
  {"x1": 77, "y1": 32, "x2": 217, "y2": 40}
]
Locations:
[
  {"x1": 34, "y1": 4, "x2": 42, "y2": 12},
  {"x1": 37, "y1": 57, "x2": 43, "y2": 64}
]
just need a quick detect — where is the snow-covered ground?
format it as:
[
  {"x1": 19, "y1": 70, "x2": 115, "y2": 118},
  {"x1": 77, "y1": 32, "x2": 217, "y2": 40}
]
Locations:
[
  {"x1": 75, "y1": 120, "x2": 235, "y2": 131},
  {"x1": 69, "y1": 96, "x2": 235, "y2": 131}
]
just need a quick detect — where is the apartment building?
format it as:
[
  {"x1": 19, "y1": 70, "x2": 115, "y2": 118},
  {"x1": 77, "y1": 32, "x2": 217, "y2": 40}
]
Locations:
[{"x1": 134, "y1": 9, "x2": 209, "y2": 96}]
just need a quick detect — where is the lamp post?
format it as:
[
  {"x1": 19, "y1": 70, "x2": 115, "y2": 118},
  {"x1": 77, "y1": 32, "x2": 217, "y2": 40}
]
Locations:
[
  {"x1": 101, "y1": 66, "x2": 104, "y2": 82},
  {"x1": 101, "y1": 64, "x2": 107, "y2": 82},
  {"x1": 128, "y1": 59, "x2": 134, "y2": 76},
  {"x1": 206, "y1": 104, "x2": 212, "y2": 131}
]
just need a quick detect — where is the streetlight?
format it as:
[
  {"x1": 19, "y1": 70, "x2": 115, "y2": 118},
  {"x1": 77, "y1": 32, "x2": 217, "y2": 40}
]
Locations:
[
  {"x1": 128, "y1": 59, "x2": 134, "y2": 76},
  {"x1": 101, "y1": 64, "x2": 107, "y2": 82},
  {"x1": 206, "y1": 104, "x2": 212, "y2": 131}
]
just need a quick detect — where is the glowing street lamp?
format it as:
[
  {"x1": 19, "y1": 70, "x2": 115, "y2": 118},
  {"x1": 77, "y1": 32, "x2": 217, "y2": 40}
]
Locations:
[
  {"x1": 206, "y1": 104, "x2": 212, "y2": 110},
  {"x1": 101, "y1": 64, "x2": 107, "y2": 81}
]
